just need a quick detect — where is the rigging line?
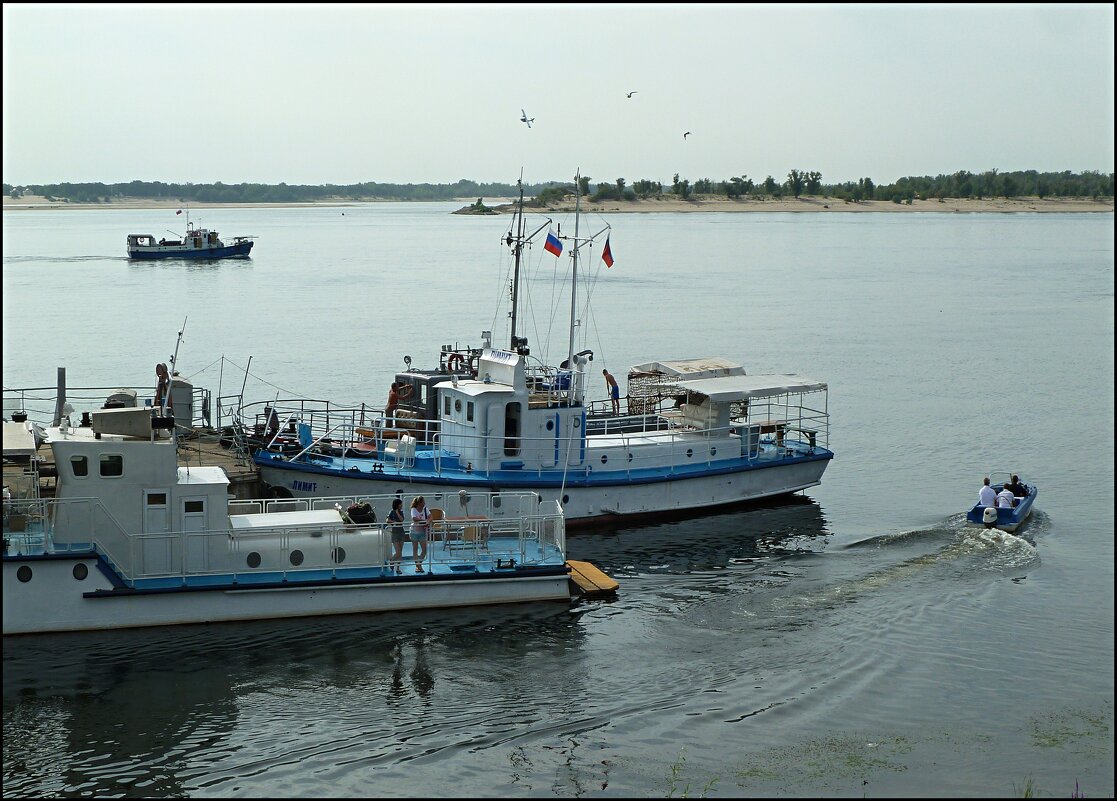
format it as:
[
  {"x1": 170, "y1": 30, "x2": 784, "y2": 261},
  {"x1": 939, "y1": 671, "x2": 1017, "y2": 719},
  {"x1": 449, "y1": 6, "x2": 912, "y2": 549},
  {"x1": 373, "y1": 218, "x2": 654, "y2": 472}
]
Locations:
[{"x1": 181, "y1": 355, "x2": 225, "y2": 381}]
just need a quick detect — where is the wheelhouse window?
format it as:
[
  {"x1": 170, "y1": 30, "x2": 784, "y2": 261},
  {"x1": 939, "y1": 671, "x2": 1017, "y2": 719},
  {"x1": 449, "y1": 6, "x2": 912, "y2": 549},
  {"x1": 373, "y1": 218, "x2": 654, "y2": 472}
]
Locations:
[
  {"x1": 99, "y1": 454, "x2": 123, "y2": 477},
  {"x1": 467, "y1": 402, "x2": 474, "y2": 422},
  {"x1": 70, "y1": 455, "x2": 89, "y2": 477}
]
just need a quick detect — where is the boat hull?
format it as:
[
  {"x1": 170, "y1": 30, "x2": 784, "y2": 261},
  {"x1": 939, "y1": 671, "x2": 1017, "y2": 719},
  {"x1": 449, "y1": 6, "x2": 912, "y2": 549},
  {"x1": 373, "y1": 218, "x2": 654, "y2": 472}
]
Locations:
[
  {"x1": 2, "y1": 555, "x2": 571, "y2": 634},
  {"x1": 128, "y1": 241, "x2": 253, "y2": 260},
  {"x1": 257, "y1": 453, "x2": 833, "y2": 526}
]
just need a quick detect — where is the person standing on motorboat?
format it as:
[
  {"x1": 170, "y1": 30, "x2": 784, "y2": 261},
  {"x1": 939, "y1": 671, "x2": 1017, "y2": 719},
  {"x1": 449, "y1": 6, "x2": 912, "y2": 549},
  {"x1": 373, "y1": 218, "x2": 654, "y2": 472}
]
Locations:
[{"x1": 978, "y1": 477, "x2": 997, "y2": 507}]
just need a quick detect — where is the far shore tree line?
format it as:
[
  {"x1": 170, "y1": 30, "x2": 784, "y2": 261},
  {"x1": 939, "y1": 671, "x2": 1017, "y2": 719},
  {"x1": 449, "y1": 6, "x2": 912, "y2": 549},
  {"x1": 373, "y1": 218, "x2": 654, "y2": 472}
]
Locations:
[{"x1": 5, "y1": 169, "x2": 1113, "y2": 205}]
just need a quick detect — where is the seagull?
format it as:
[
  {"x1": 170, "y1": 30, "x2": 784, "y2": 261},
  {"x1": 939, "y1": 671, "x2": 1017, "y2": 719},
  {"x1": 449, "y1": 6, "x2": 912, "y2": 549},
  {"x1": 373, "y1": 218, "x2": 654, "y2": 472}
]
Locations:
[
  {"x1": 683, "y1": 131, "x2": 691, "y2": 140},
  {"x1": 520, "y1": 109, "x2": 534, "y2": 128},
  {"x1": 626, "y1": 91, "x2": 638, "y2": 98}
]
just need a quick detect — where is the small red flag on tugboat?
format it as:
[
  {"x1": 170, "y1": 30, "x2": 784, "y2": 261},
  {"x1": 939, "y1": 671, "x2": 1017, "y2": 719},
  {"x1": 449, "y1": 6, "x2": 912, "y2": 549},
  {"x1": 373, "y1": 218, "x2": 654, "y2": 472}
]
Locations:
[{"x1": 601, "y1": 237, "x2": 614, "y2": 268}]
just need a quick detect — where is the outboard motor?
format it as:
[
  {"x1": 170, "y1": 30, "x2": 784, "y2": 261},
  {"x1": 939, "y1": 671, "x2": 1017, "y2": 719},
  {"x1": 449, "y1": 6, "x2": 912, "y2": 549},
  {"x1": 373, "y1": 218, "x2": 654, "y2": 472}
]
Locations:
[{"x1": 982, "y1": 506, "x2": 999, "y2": 528}]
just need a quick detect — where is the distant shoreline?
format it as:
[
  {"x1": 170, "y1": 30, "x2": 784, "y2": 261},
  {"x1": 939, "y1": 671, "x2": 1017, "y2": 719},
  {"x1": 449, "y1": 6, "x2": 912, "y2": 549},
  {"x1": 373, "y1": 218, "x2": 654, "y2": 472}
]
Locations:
[{"x1": 3, "y1": 194, "x2": 1112, "y2": 214}]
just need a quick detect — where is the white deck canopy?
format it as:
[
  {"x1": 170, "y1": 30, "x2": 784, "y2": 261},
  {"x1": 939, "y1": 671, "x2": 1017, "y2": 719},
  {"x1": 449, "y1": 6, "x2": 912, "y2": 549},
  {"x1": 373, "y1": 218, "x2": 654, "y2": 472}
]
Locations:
[
  {"x1": 629, "y1": 357, "x2": 745, "y2": 379},
  {"x1": 668, "y1": 374, "x2": 828, "y2": 402}
]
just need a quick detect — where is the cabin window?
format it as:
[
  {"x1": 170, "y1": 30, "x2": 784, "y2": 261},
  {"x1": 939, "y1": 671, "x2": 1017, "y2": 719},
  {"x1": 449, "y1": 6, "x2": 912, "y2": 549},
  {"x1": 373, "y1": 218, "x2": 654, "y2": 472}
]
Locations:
[
  {"x1": 467, "y1": 402, "x2": 474, "y2": 422},
  {"x1": 99, "y1": 454, "x2": 123, "y2": 477},
  {"x1": 503, "y1": 402, "x2": 521, "y2": 456},
  {"x1": 147, "y1": 493, "x2": 168, "y2": 506},
  {"x1": 184, "y1": 500, "x2": 204, "y2": 514},
  {"x1": 70, "y1": 455, "x2": 88, "y2": 477},
  {"x1": 444, "y1": 396, "x2": 451, "y2": 416}
]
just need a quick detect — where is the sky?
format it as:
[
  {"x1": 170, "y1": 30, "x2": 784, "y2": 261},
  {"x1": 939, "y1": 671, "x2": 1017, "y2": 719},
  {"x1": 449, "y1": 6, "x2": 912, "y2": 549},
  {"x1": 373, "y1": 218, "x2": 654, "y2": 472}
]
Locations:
[{"x1": 2, "y1": 3, "x2": 1114, "y2": 188}]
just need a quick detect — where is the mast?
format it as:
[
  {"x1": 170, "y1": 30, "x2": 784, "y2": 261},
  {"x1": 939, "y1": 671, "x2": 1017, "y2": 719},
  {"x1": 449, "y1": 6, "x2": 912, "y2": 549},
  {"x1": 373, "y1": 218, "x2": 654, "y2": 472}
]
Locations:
[
  {"x1": 508, "y1": 174, "x2": 527, "y2": 352},
  {"x1": 567, "y1": 170, "x2": 581, "y2": 367},
  {"x1": 504, "y1": 172, "x2": 551, "y2": 356}
]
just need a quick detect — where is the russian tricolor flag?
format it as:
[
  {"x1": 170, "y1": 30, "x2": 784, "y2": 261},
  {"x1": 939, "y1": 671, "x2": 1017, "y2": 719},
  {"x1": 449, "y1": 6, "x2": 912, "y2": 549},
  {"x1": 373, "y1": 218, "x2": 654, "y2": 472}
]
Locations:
[{"x1": 544, "y1": 228, "x2": 563, "y2": 257}]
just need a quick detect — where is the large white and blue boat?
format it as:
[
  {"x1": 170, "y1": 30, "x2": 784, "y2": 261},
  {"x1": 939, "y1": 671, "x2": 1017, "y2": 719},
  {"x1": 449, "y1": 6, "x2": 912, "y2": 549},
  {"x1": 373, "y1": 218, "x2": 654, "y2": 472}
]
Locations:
[
  {"x1": 249, "y1": 174, "x2": 833, "y2": 525},
  {"x1": 2, "y1": 407, "x2": 589, "y2": 635}
]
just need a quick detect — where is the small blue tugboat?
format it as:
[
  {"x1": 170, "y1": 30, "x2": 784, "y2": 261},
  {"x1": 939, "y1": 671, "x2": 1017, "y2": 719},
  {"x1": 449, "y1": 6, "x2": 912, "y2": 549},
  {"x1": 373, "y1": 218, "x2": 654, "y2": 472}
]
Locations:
[{"x1": 127, "y1": 217, "x2": 254, "y2": 260}]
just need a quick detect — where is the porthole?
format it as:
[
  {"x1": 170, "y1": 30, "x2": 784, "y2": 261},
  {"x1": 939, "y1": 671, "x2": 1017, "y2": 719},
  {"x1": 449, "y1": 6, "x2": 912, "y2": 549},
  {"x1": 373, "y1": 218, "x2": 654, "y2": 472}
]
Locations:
[
  {"x1": 247, "y1": 551, "x2": 262, "y2": 568},
  {"x1": 493, "y1": 497, "x2": 502, "y2": 509},
  {"x1": 73, "y1": 563, "x2": 89, "y2": 581},
  {"x1": 562, "y1": 494, "x2": 570, "y2": 504},
  {"x1": 600, "y1": 455, "x2": 608, "y2": 464},
  {"x1": 573, "y1": 418, "x2": 580, "y2": 428},
  {"x1": 686, "y1": 448, "x2": 693, "y2": 458},
  {"x1": 546, "y1": 420, "x2": 554, "y2": 431},
  {"x1": 289, "y1": 550, "x2": 304, "y2": 566},
  {"x1": 454, "y1": 399, "x2": 462, "y2": 413},
  {"x1": 17, "y1": 565, "x2": 32, "y2": 582},
  {"x1": 331, "y1": 547, "x2": 346, "y2": 564},
  {"x1": 711, "y1": 447, "x2": 717, "y2": 456}
]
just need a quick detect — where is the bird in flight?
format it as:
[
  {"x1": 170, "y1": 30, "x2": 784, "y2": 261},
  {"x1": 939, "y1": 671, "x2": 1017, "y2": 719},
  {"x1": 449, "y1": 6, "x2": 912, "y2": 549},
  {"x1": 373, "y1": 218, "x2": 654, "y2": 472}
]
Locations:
[
  {"x1": 683, "y1": 131, "x2": 691, "y2": 140},
  {"x1": 626, "y1": 91, "x2": 638, "y2": 98},
  {"x1": 520, "y1": 109, "x2": 534, "y2": 128}
]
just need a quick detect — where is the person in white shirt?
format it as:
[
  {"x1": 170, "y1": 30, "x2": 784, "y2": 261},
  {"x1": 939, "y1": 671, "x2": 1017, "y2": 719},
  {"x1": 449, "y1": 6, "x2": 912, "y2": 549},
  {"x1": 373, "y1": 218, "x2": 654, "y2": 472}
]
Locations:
[
  {"x1": 996, "y1": 485, "x2": 1016, "y2": 508},
  {"x1": 978, "y1": 477, "x2": 997, "y2": 507}
]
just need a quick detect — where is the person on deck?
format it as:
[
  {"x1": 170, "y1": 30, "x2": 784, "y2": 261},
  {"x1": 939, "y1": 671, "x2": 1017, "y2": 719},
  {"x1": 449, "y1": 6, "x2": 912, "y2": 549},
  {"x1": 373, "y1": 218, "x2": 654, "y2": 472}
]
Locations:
[
  {"x1": 387, "y1": 497, "x2": 407, "y2": 575},
  {"x1": 1006, "y1": 474, "x2": 1027, "y2": 497},
  {"x1": 997, "y1": 484, "x2": 1016, "y2": 508},
  {"x1": 978, "y1": 477, "x2": 997, "y2": 508},
  {"x1": 386, "y1": 382, "x2": 400, "y2": 421},
  {"x1": 410, "y1": 496, "x2": 431, "y2": 573},
  {"x1": 603, "y1": 369, "x2": 620, "y2": 415}
]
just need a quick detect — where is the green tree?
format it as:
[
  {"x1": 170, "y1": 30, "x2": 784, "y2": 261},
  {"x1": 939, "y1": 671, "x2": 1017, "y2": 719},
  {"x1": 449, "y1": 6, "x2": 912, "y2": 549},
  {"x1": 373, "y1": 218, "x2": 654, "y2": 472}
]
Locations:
[{"x1": 787, "y1": 169, "x2": 804, "y2": 198}]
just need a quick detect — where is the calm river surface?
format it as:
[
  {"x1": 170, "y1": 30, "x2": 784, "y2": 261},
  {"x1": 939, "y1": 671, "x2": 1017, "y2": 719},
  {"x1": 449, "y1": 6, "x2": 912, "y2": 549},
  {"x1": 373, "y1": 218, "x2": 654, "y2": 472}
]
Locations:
[{"x1": 2, "y1": 203, "x2": 1113, "y2": 797}]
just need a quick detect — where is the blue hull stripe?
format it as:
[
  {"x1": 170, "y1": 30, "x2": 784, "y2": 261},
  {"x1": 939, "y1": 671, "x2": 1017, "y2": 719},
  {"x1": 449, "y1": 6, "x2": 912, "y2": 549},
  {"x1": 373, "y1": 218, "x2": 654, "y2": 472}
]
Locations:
[{"x1": 257, "y1": 449, "x2": 834, "y2": 490}]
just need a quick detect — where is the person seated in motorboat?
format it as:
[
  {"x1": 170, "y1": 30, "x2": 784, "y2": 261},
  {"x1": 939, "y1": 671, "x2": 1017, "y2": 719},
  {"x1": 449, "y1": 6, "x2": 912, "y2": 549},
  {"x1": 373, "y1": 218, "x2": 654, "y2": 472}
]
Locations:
[
  {"x1": 996, "y1": 483, "x2": 1016, "y2": 509},
  {"x1": 978, "y1": 477, "x2": 997, "y2": 507},
  {"x1": 1005, "y1": 474, "x2": 1028, "y2": 498}
]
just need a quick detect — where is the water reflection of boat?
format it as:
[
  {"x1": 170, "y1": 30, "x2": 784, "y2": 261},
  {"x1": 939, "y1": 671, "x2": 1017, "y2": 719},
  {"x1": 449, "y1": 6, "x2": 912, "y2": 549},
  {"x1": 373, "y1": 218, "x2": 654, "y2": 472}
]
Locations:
[
  {"x1": 2, "y1": 604, "x2": 590, "y2": 797},
  {"x1": 568, "y1": 495, "x2": 831, "y2": 572}
]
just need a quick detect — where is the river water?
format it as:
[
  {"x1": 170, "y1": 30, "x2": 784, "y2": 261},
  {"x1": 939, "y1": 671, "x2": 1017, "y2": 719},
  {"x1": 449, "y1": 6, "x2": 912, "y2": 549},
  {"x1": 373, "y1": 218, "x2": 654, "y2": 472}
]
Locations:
[{"x1": 2, "y1": 203, "x2": 1113, "y2": 797}]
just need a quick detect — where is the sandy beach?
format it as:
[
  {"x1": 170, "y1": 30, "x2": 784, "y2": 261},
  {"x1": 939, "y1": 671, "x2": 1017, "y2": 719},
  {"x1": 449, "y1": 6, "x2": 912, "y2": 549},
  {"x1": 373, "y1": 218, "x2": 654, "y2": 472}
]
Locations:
[{"x1": 3, "y1": 194, "x2": 1112, "y2": 214}]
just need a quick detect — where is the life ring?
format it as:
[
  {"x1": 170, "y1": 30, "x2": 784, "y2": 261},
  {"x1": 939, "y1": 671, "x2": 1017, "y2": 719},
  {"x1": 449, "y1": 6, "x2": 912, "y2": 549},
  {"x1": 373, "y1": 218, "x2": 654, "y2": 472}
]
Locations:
[{"x1": 447, "y1": 353, "x2": 465, "y2": 372}]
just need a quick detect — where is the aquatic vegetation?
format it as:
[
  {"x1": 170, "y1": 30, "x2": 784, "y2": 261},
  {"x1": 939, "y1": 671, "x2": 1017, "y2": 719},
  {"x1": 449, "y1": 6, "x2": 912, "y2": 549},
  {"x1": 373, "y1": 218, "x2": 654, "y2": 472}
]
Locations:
[
  {"x1": 1027, "y1": 703, "x2": 1112, "y2": 757},
  {"x1": 665, "y1": 747, "x2": 719, "y2": 798}
]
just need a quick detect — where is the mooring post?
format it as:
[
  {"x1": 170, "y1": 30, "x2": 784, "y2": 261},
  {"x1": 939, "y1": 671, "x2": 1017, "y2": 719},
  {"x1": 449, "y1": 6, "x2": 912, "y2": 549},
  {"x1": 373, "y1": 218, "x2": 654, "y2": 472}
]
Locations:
[{"x1": 52, "y1": 367, "x2": 67, "y2": 426}]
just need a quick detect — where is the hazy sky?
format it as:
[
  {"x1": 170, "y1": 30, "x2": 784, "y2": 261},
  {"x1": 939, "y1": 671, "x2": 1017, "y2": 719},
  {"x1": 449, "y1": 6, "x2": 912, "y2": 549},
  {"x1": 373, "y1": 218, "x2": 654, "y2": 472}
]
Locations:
[{"x1": 3, "y1": 3, "x2": 1113, "y2": 187}]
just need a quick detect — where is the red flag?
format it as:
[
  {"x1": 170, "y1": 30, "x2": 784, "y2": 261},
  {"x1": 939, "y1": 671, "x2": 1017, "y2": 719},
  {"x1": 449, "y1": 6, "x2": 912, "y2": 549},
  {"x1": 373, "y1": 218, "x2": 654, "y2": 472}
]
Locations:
[
  {"x1": 176, "y1": 209, "x2": 183, "y2": 215},
  {"x1": 601, "y1": 237, "x2": 614, "y2": 268}
]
